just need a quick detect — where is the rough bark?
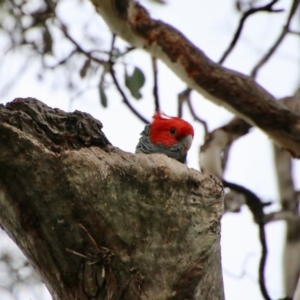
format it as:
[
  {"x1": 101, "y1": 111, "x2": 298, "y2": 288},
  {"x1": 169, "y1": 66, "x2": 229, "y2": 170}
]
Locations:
[
  {"x1": 0, "y1": 98, "x2": 224, "y2": 300},
  {"x1": 90, "y1": 0, "x2": 300, "y2": 157}
]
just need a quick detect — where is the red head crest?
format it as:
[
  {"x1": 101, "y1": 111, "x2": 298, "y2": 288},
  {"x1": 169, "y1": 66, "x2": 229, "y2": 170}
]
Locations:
[{"x1": 150, "y1": 112, "x2": 194, "y2": 148}]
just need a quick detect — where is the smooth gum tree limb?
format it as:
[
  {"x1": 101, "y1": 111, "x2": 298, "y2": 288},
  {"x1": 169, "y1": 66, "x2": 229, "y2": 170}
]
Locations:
[{"x1": 91, "y1": 0, "x2": 300, "y2": 157}]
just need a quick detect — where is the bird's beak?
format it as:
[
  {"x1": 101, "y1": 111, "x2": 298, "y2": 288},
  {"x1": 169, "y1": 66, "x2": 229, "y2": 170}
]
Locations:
[{"x1": 179, "y1": 135, "x2": 193, "y2": 153}]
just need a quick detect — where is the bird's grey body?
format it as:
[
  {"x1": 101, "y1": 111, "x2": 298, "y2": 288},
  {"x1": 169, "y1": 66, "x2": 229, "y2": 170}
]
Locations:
[{"x1": 135, "y1": 125, "x2": 188, "y2": 163}]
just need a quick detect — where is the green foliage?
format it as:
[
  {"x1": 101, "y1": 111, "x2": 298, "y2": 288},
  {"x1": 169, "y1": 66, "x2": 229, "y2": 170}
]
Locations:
[
  {"x1": 80, "y1": 59, "x2": 91, "y2": 78},
  {"x1": 99, "y1": 84, "x2": 108, "y2": 108},
  {"x1": 125, "y1": 67, "x2": 145, "y2": 100}
]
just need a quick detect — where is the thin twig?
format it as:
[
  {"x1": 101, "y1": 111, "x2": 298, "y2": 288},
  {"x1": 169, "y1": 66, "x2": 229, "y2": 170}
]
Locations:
[
  {"x1": 251, "y1": 0, "x2": 300, "y2": 78},
  {"x1": 151, "y1": 57, "x2": 160, "y2": 112},
  {"x1": 61, "y1": 29, "x2": 147, "y2": 123},
  {"x1": 46, "y1": 49, "x2": 77, "y2": 69},
  {"x1": 109, "y1": 36, "x2": 149, "y2": 124},
  {"x1": 177, "y1": 96, "x2": 183, "y2": 118},
  {"x1": 177, "y1": 88, "x2": 190, "y2": 118},
  {"x1": 287, "y1": 29, "x2": 300, "y2": 35},
  {"x1": 79, "y1": 224, "x2": 103, "y2": 253},
  {"x1": 66, "y1": 224, "x2": 113, "y2": 280},
  {"x1": 59, "y1": 20, "x2": 106, "y2": 65},
  {"x1": 219, "y1": 0, "x2": 283, "y2": 64},
  {"x1": 122, "y1": 46, "x2": 136, "y2": 56},
  {"x1": 223, "y1": 180, "x2": 272, "y2": 300},
  {"x1": 223, "y1": 181, "x2": 270, "y2": 224},
  {"x1": 177, "y1": 87, "x2": 208, "y2": 135},
  {"x1": 258, "y1": 224, "x2": 271, "y2": 300},
  {"x1": 109, "y1": 65, "x2": 149, "y2": 124},
  {"x1": 186, "y1": 94, "x2": 208, "y2": 135},
  {"x1": 66, "y1": 248, "x2": 95, "y2": 261},
  {"x1": 109, "y1": 34, "x2": 116, "y2": 62}
]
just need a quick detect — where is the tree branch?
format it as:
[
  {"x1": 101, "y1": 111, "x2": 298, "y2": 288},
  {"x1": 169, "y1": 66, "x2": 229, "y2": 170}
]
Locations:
[
  {"x1": 287, "y1": 29, "x2": 300, "y2": 36},
  {"x1": 199, "y1": 117, "x2": 251, "y2": 178},
  {"x1": 251, "y1": 0, "x2": 300, "y2": 78},
  {"x1": 219, "y1": 0, "x2": 284, "y2": 64},
  {"x1": 223, "y1": 181, "x2": 271, "y2": 300},
  {"x1": 108, "y1": 35, "x2": 149, "y2": 124},
  {"x1": 91, "y1": 0, "x2": 300, "y2": 157},
  {"x1": 186, "y1": 96, "x2": 208, "y2": 136},
  {"x1": 177, "y1": 88, "x2": 208, "y2": 134},
  {"x1": 109, "y1": 63, "x2": 149, "y2": 124},
  {"x1": 152, "y1": 56, "x2": 160, "y2": 111},
  {"x1": 258, "y1": 223, "x2": 271, "y2": 300}
]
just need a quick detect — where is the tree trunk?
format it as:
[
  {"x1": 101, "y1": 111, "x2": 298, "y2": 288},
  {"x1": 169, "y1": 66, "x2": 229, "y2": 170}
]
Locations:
[{"x1": 0, "y1": 98, "x2": 225, "y2": 299}]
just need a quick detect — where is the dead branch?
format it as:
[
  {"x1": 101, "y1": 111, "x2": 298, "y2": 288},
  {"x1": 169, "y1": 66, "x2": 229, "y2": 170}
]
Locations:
[
  {"x1": 108, "y1": 35, "x2": 149, "y2": 124},
  {"x1": 152, "y1": 56, "x2": 160, "y2": 111},
  {"x1": 177, "y1": 88, "x2": 208, "y2": 135},
  {"x1": 219, "y1": 0, "x2": 284, "y2": 64},
  {"x1": 109, "y1": 63, "x2": 149, "y2": 124},
  {"x1": 251, "y1": 0, "x2": 300, "y2": 78}
]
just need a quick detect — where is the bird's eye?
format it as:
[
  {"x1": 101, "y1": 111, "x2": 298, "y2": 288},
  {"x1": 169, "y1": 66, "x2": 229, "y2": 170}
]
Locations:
[{"x1": 170, "y1": 128, "x2": 176, "y2": 135}]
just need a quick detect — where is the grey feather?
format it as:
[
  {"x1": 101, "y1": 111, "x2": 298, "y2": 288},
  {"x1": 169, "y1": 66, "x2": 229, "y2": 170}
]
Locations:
[{"x1": 135, "y1": 125, "x2": 187, "y2": 163}]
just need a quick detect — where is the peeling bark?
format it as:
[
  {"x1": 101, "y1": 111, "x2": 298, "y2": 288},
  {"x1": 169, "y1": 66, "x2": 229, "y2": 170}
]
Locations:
[
  {"x1": 91, "y1": 0, "x2": 300, "y2": 157},
  {"x1": 199, "y1": 97, "x2": 300, "y2": 212},
  {"x1": 199, "y1": 117, "x2": 251, "y2": 178},
  {"x1": 0, "y1": 98, "x2": 224, "y2": 299},
  {"x1": 273, "y1": 145, "x2": 300, "y2": 299}
]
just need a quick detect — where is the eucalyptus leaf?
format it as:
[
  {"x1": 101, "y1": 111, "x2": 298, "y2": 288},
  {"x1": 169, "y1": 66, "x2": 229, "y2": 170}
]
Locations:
[
  {"x1": 99, "y1": 85, "x2": 108, "y2": 108},
  {"x1": 80, "y1": 59, "x2": 91, "y2": 78},
  {"x1": 125, "y1": 67, "x2": 145, "y2": 100}
]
